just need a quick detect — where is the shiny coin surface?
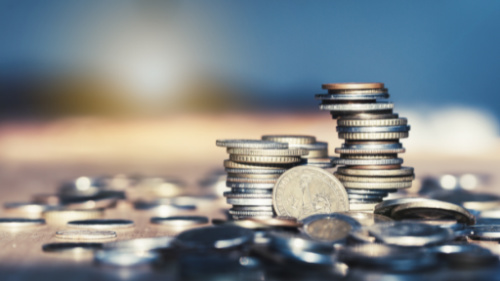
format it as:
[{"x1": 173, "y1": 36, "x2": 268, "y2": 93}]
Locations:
[
  {"x1": 42, "y1": 242, "x2": 103, "y2": 253},
  {"x1": 43, "y1": 209, "x2": 104, "y2": 224},
  {"x1": 374, "y1": 197, "x2": 430, "y2": 216},
  {"x1": 469, "y1": 226, "x2": 500, "y2": 241},
  {"x1": 0, "y1": 218, "x2": 45, "y2": 227},
  {"x1": 338, "y1": 131, "x2": 409, "y2": 140},
  {"x1": 248, "y1": 217, "x2": 301, "y2": 228},
  {"x1": 337, "y1": 125, "x2": 410, "y2": 133},
  {"x1": 322, "y1": 82, "x2": 385, "y2": 90},
  {"x1": 150, "y1": 216, "x2": 209, "y2": 226},
  {"x1": 175, "y1": 225, "x2": 254, "y2": 249},
  {"x1": 349, "y1": 202, "x2": 379, "y2": 211},
  {"x1": 103, "y1": 236, "x2": 175, "y2": 252},
  {"x1": 225, "y1": 182, "x2": 276, "y2": 189},
  {"x1": 225, "y1": 168, "x2": 287, "y2": 174},
  {"x1": 335, "y1": 173, "x2": 414, "y2": 183},
  {"x1": 368, "y1": 222, "x2": 454, "y2": 247},
  {"x1": 390, "y1": 199, "x2": 475, "y2": 225},
  {"x1": 273, "y1": 166, "x2": 349, "y2": 220},
  {"x1": 337, "y1": 211, "x2": 393, "y2": 226},
  {"x1": 342, "y1": 181, "x2": 412, "y2": 189},
  {"x1": 67, "y1": 219, "x2": 134, "y2": 229},
  {"x1": 289, "y1": 141, "x2": 328, "y2": 150},
  {"x1": 55, "y1": 230, "x2": 117, "y2": 240},
  {"x1": 315, "y1": 92, "x2": 389, "y2": 100},
  {"x1": 261, "y1": 135, "x2": 316, "y2": 144},
  {"x1": 216, "y1": 139, "x2": 288, "y2": 149},
  {"x1": 331, "y1": 157, "x2": 403, "y2": 166},
  {"x1": 227, "y1": 148, "x2": 307, "y2": 156},
  {"x1": 223, "y1": 160, "x2": 290, "y2": 169},
  {"x1": 301, "y1": 213, "x2": 360, "y2": 243},
  {"x1": 94, "y1": 250, "x2": 159, "y2": 267}
]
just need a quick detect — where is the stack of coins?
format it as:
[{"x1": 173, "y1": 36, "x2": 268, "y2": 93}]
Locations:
[
  {"x1": 261, "y1": 135, "x2": 334, "y2": 169},
  {"x1": 216, "y1": 139, "x2": 305, "y2": 219},
  {"x1": 315, "y1": 82, "x2": 414, "y2": 211}
]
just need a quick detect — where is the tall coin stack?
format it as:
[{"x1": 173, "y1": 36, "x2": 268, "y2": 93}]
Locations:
[
  {"x1": 315, "y1": 83, "x2": 414, "y2": 211},
  {"x1": 261, "y1": 135, "x2": 334, "y2": 169},
  {"x1": 216, "y1": 140, "x2": 305, "y2": 219}
]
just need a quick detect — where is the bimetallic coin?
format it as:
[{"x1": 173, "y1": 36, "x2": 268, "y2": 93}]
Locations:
[
  {"x1": 332, "y1": 157, "x2": 403, "y2": 166},
  {"x1": 342, "y1": 181, "x2": 412, "y2": 189},
  {"x1": 390, "y1": 200, "x2": 475, "y2": 225},
  {"x1": 0, "y1": 218, "x2": 45, "y2": 227},
  {"x1": 337, "y1": 166, "x2": 414, "y2": 177},
  {"x1": 338, "y1": 132, "x2": 409, "y2": 140},
  {"x1": 337, "y1": 125, "x2": 410, "y2": 133},
  {"x1": 338, "y1": 117, "x2": 408, "y2": 127},
  {"x1": 150, "y1": 216, "x2": 209, "y2": 226},
  {"x1": 335, "y1": 173, "x2": 414, "y2": 183},
  {"x1": 261, "y1": 135, "x2": 316, "y2": 145},
  {"x1": 301, "y1": 213, "x2": 361, "y2": 243},
  {"x1": 175, "y1": 225, "x2": 254, "y2": 249},
  {"x1": 67, "y1": 219, "x2": 134, "y2": 229},
  {"x1": 229, "y1": 154, "x2": 302, "y2": 164},
  {"x1": 216, "y1": 139, "x2": 288, "y2": 149},
  {"x1": 225, "y1": 168, "x2": 287, "y2": 174},
  {"x1": 368, "y1": 222, "x2": 454, "y2": 247},
  {"x1": 42, "y1": 242, "x2": 103, "y2": 253},
  {"x1": 273, "y1": 166, "x2": 349, "y2": 220},
  {"x1": 55, "y1": 230, "x2": 117, "y2": 240},
  {"x1": 322, "y1": 82, "x2": 385, "y2": 90},
  {"x1": 320, "y1": 102, "x2": 394, "y2": 112},
  {"x1": 43, "y1": 209, "x2": 104, "y2": 224}
]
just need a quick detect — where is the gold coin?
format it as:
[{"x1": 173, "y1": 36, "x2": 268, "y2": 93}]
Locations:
[
  {"x1": 43, "y1": 209, "x2": 104, "y2": 225},
  {"x1": 322, "y1": 83, "x2": 384, "y2": 90}
]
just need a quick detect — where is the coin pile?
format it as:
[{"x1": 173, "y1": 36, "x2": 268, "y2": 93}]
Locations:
[
  {"x1": 315, "y1": 82, "x2": 414, "y2": 211},
  {"x1": 261, "y1": 135, "x2": 334, "y2": 169},
  {"x1": 216, "y1": 139, "x2": 305, "y2": 219}
]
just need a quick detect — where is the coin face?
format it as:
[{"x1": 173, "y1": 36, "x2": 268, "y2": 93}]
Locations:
[{"x1": 273, "y1": 166, "x2": 349, "y2": 220}]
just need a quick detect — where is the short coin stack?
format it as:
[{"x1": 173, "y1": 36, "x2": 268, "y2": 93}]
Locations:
[
  {"x1": 261, "y1": 135, "x2": 334, "y2": 169},
  {"x1": 315, "y1": 82, "x2": 414, "y2": 211},
  {"x1": 216, "y1": 139, "x2": 305, "y2": 219}
]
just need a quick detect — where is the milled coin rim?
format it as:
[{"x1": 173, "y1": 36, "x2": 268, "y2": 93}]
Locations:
[
  {"x1": 216, "y1": 139, "x2": 288, "y2": 149},
  {"x1": 337, "y1": 125, "x2": 410, "y2": 133},
  {"x1": 229, "y1": 154, "x2": 302, "y2": 164},
  {"x1": 338, "y1": 118, "x2": 408, "y2": 127},
  {"x1": 320, "y1": 102, "x2": 394, "y2": 111},
  {"x1": 374, "y1": 198, "x2": 431, "y2": 216},
  {"x1": 223, "y1": 159, "x2": 291, "y2": 169},
  {"x1": 225, "y1": 182, "x2": 276, "y2": 189},
  {"x1": 227, "y1": 148, "x2": 308, "y2": 156},
  {"x1": 338, "y1": 132, "x2": 409, "y2": 140}
]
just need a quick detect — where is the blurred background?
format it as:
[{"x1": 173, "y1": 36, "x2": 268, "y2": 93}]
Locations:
[{"x1": 0, "y1": 0, "x2": 499, "y2": 182}]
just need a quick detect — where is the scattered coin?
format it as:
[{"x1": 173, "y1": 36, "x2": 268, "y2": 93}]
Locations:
[
  {"x1": 42, "y1": 242, "x2": 103, "y2": 253},
  {"x1": 150, "y1": 216, "x2": 209, "y2": 226},
  {"x1": 55, "y1": 230, "x2": 117, "y2": 240},
  {"x1": 0, "y1": 218, "x2": 45, "y2": 228},
  {"x1": 368, "y1": 222, "x2": 454, "y2": 247},
  {"x1": 301, "y1": 213, "x2": 360, "y2": 243},
  {"x1": 67, "y1": 219, "x2": 134, "y2": 229},
  {"x1": 175, "y1": 225, "x2": 254, "y2": 250}
]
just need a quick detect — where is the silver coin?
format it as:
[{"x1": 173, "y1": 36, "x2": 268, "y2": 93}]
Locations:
[
  {"x1": 228, "y1": 210, "x2": 274, "y2": 217},
  {"x1": 349, "y1": 202, "x2": 379, "y2": 211},
  {"x1": 269, "y1": 231, "x2": 333, "y2": 253},
  {"x1": 337, "y1": 125, "x2": 410, "y2": 133},
  {"x1": 225, "y1": 168, "x2": 287, "y2": 174},
  {"x1": 338, "y1": 131, "x2": 409, "y2": 140},
  {"x1": 368, "y1": 222, "x2": 454, "y2": 247},
  {"x1": 349, "y1": 198, "x2": 383, "y2": 203},
  {"x1": 42, "y1": 242, "x2": 103, "y2": 253},
  {"x1": 337, "y1": 211, "x2": 393, "y2": 226},
  {"x1": 320, "y1": 102, "x2": 394, "y2": 112},
  {"x1": 273, "y1": 166, "x2": 349, "y2": 220},
  {"x1": 226, "y1": 182, "x2": 276, "y2": 189},
  {"x1": 315, "y1": 92, "x2": 389, "y2": 100},
  {"x1": 94, "y1": 249, "x2": 159, "y2": 267},
  {"x1": 390, "y1": 199, "x2": 475, "y2": 225},
  {"x1": 340, "y1": 141, "x2": 403, "y2": 150},
  {"x1": 347, "y1": 188, "x2": 394, "y2": 195},
  {"x1": 347, "y1": 193, "x2": 385, "y2": 200},
  {"x1": 226, "y1": 177, "x2": 278, "y2": 183},
  {"x1": 103, "y1": 236, "x2": 175, "y2": 252},
  {"x1": 374, "y1": 197, "x2": 430, "y2": 217},
  {"x1": 301, "y1": 213, "x2": 361, "y2": 243},
  {"x1": 331, "y1": 157, "x2": 403, "y2": 166},
  {"x1": 175, "y1": 225, "x2": 254, "y2": 249},
  {"x1": 0, "y1": 218, "x2": 45, "y2": 227},
  {"x1": 337, "y1": 117, "x2": 407, "y2": 127},
  {"x1": 261, "y1": 135, "x2": 317, "y2": 145},
  {"x1": 216, "y1": 139, "x2": 288, "y2": 149},
  {"x1": 226, "y1": 197, "x2": 273, "y2": 206},
  {"x1": 325, "y1": 87, "x2": 388, "y2": 94},
  {"x1": 342, "y1": 181, "x2": 412, "y2": 189},
  {"x1": 430, "y1": 243, "x2": 498, "y2": 267},
  {"x1": 230, "y1": 188, "x2": 272, "y2": 194},
  {"x1": 230, "y1": 206, "x2": 274, "y2": 212},
  {"x1": 150, "y1": 216, "x2": 209, "y2": 226},
  {"x1": 67, "y1": 219, "x2": 134, "y2": 229},
  {"x1": 289, "y1": 141, "x2": 328, "y2": 150},
  {"x1": 338, "y1": 167, "x2": 414, "y2": 177}
]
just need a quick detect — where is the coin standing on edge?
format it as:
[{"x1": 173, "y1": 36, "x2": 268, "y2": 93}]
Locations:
[{"x1": 273, "y1": 166, "x2": 349, "y2": 220}]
